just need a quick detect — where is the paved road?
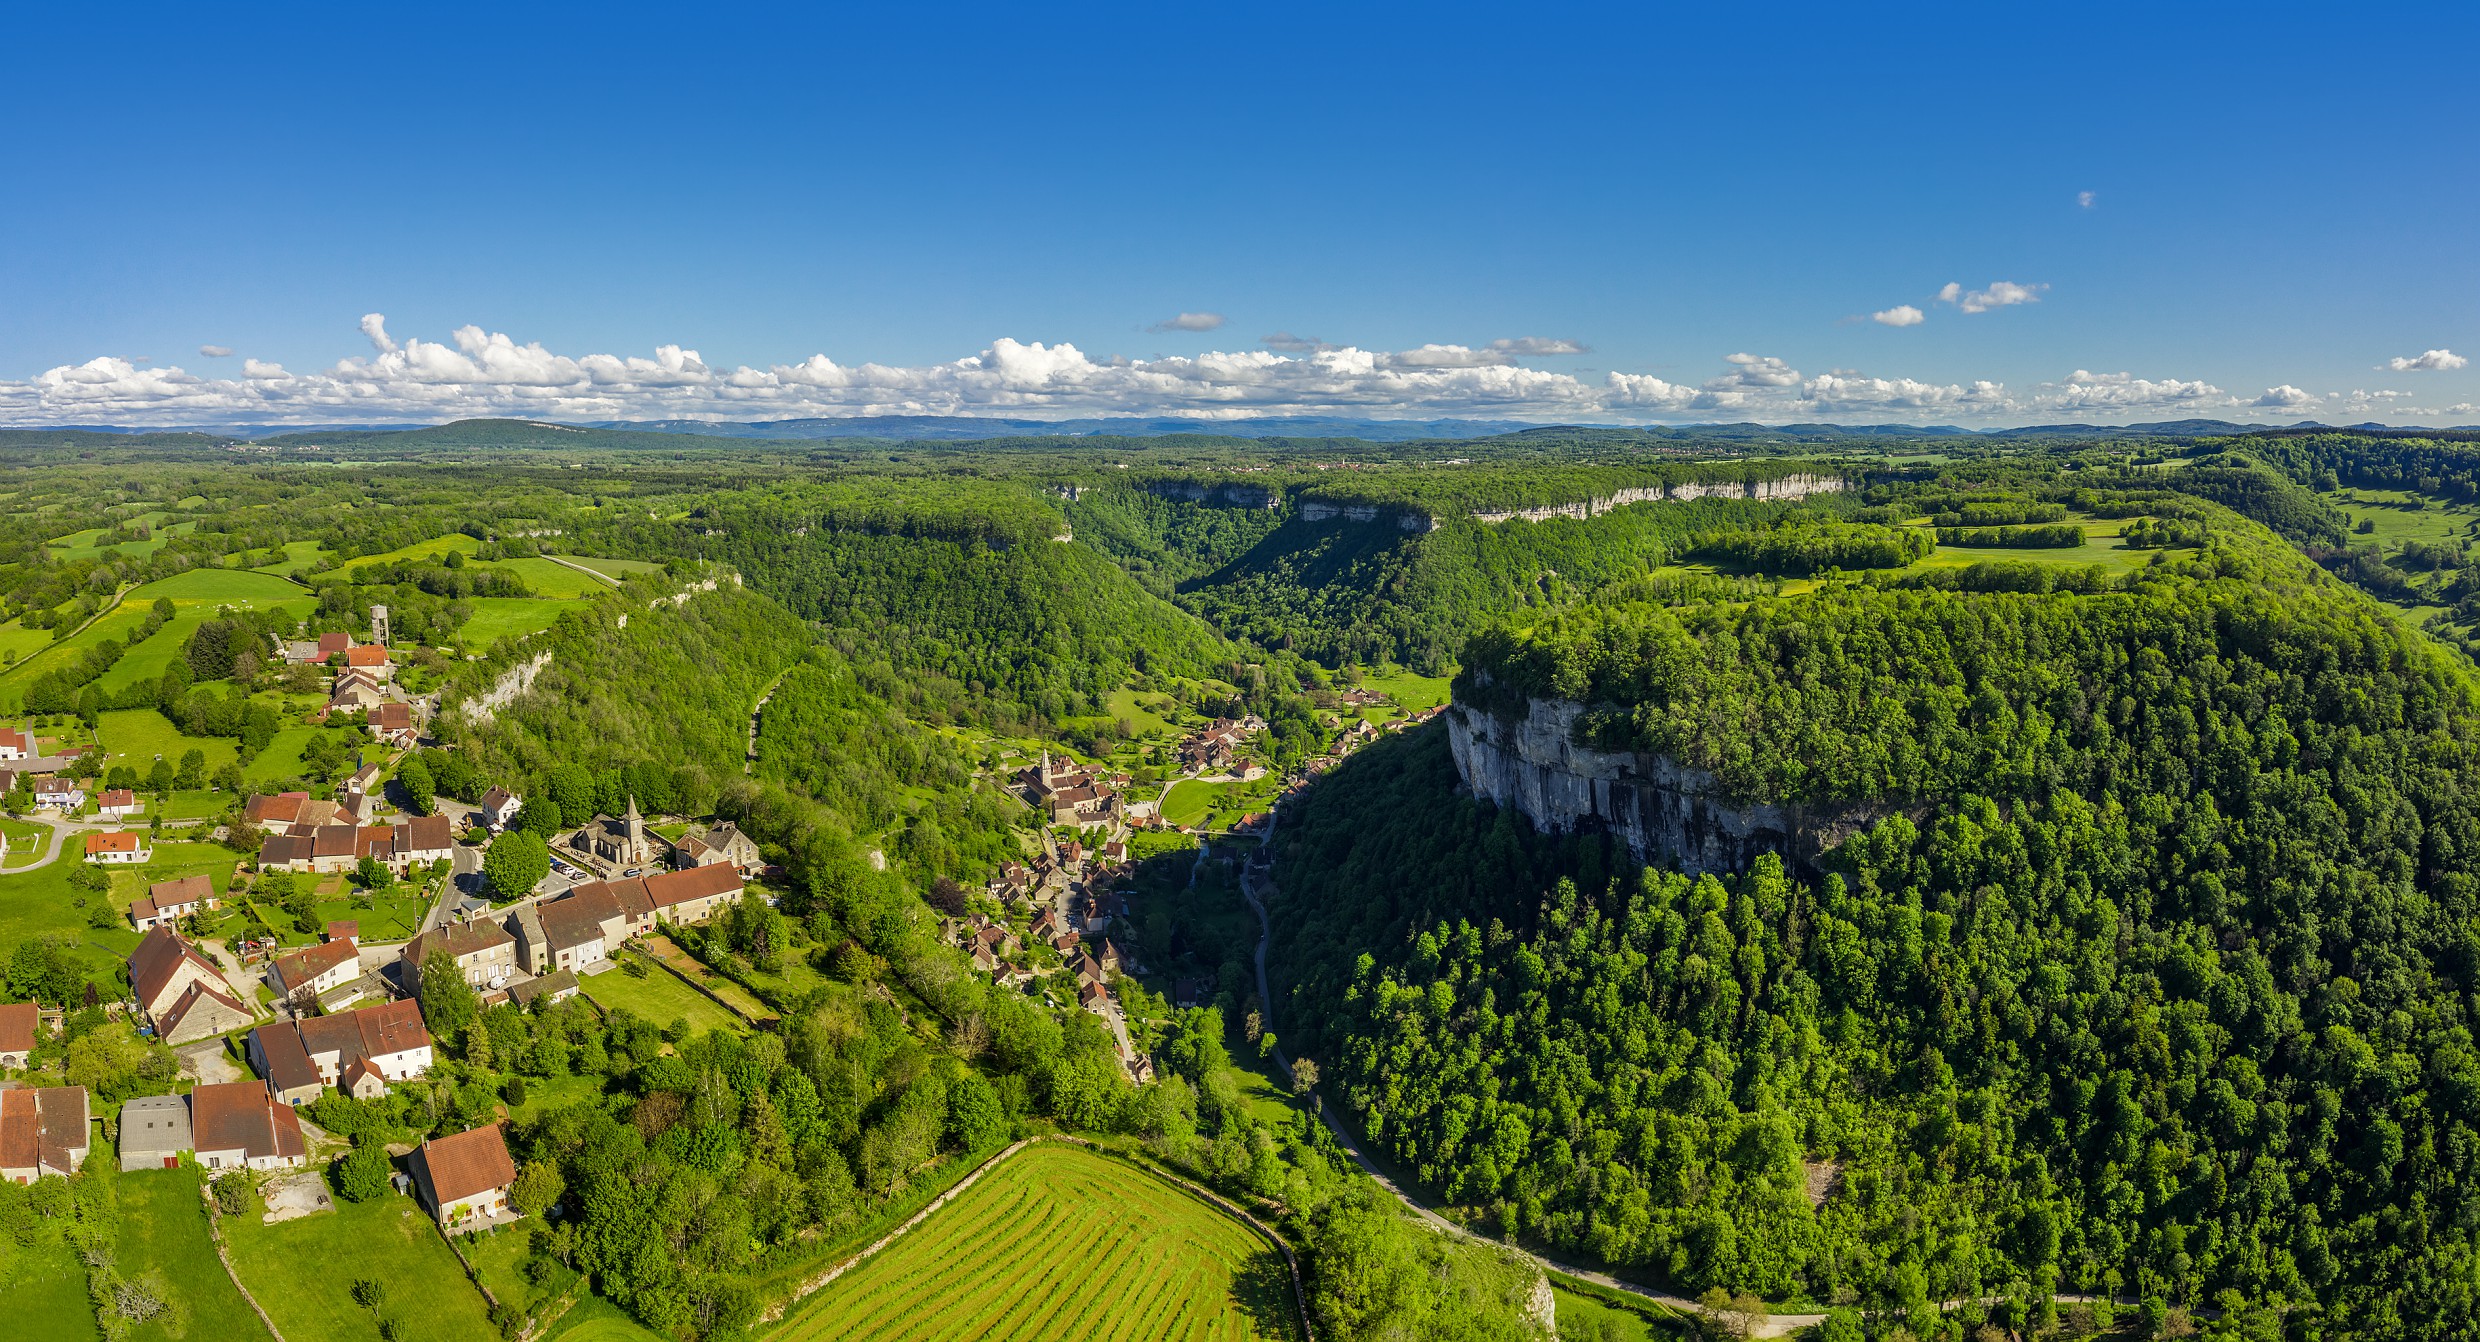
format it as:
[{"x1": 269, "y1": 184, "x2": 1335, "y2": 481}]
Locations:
[{"x1": 1237, "y1": 816, "x2": 1828, "y2": 1338}]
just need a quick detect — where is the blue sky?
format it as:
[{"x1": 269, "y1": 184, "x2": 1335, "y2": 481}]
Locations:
[{"x1": 3, "y1": 2, "x2": 2473, "y2": 428}]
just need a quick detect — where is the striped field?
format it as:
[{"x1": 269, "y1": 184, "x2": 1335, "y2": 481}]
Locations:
[{"x1": 771, "y1": 1142, "x2": 1297, "y2": 1342}]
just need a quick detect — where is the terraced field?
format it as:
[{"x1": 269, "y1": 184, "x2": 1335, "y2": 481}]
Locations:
[{"x1": 773, "y1": 1142, "x2": 1296, "y2": 1342}]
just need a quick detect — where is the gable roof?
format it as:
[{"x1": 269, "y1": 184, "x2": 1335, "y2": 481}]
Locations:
[
  {"x1": 644, "y1": 863, "x2": 741, "y2": 909},
  {"x1": 0, "y1": 1001, "x2": 35, "y2": 1055},
  {"x1": 99, "y1": 788, "x2": 136, "y2": 807},
  {"x1": 370, "y1": 703, "x2": 413, "y2": 730},
  {"x1": 128, "y1": 927, "x2": 220, "y2": 1010},
  {"x1": 481, "y1": 786, "x2": 516, "y2": 813},
  {"x1": 150, "y1": 874, "x2": 216, "y2": 910},
  {"x1": 258, "y1": 833, "x2": 312, "y2": 867},
  {"x1": 402, "y1": 815, "x2": 452, "y2": 852},
  {"x1": 269, "y1": 939, "x2": 359, "y2": 994},
  {"x1": 537, "y1": 886, "x2": 621, "y2": 953},
  {"x1": 416, "y1": 1123, "x2": 517, "y2": 1205},
  {"x1": 505, "y1": 970, "x2": 578, "y2": 1007},
  {"x1": 86, "y1": 831, "x2": 143, "y2": 856},
  {"x1": 191, "y1": 1081, "x2": 305, "y2": 1161},
  {"x1": 0, "y1": 1086, "x2": 88, "y2": 1175},
  {"x1": 343, "y1": 644, "x2": 390, "y2": 667},
  {"x1": 245, "y1": 792, "x2": 310, "y2": 826},
  {"x1": 252, "y1": 1022, "x2": 321, "y2": 1093},
  {"x1": 0, "y1": 727, "x2": 30, "y2": 755},
  {"x1": 157, "y1": 978, "x2": 250, "y2": 1040},
  {"x1": 406, "y1": 920, "x2": 513, "y2": 969},
  {"x1": 294, "y1": 998, "x2": 430, "y2": 1064},
  {"x1": 316, "y1": 632, "x2": 352, "y2": 656}
]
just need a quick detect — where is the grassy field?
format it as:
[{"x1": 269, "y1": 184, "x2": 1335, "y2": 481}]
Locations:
[
  {"x1": 583, "y1": 960, "x2": 743, "y2": 1036},
  {"x1": 465, "y1": 1222, "x2": 580, "y2": 1323},
  {"x1": 1356, "y1": 668, "x2": 1453, "y2": 714},
  {"x1": 0, "y1": 839, "x2": 239, "y2": 980},
  {"x1": 2327, "y1": 487, "x2": 2480, "y2": 553},
  {"x1": 1162, "y1": 776, "x2": 1281, "y2": 830},
  {"x1": 540, "y1": 1295, "x2": 668, "y2": 1342},
  {"x1": 224, "y1": 1193, "x2": 498, "y2": 1342},
  {"x1": 4, "y1": 1233, "x2": 97, "y2": 1342},
  {"x1": 459, "y1": 596, "x2": 572, "y2": 647},
  {"x1": 312, "y1": 533, "x2": 481, "y2": 580},
  {"x1": 250, "y1": 540, "x2": 332, "y2": 575},
  {"x1": 243, "y1": 725, "x2": 325, "y2": 785},
  {"x1": 560, "y1": 554, "x2": 666, "y2": 580},
  {"x1": 0, "y1": 601, "x2": 155, "y2": 706},
  {"x1": 0, "y1": 569, "x2": 309, "y2": 710},
  {"x1": 488, "y1": 557, "x2": 611, "y2": 598},
  {"x1": 97, "y1": 709, "x2": 241, "y2": 772},
  {"x1": 772, "y1": 1142, "x2": 1296, "y2": 1342},
  {"x1": 114, "y1": 1167, "x2": 279, "y2": 1342},
  {"x1": 1549, "y1": 1275, "x2": 1680, "y2": 1341},
  {"x1": 0, "y1": 616, "x2": 54, "y2": 665}
]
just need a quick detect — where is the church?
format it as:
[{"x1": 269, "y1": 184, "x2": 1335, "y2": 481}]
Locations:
[{"x1": 568, "y1": 797, "x2": 658, "y2": 870}]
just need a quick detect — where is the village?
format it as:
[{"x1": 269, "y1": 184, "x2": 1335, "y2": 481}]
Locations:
[{"x1": 0, "y1": 600, "x2": 1447, "y2": 1273}]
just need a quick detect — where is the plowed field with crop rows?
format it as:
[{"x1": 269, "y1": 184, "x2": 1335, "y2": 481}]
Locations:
[{"x1": 771, "y1": 1142, "x2": 1297, "y2": 1342}]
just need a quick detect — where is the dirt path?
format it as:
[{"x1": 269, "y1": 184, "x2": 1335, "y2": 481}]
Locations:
[
  {"x1": 745, "y1": 664, "x2": 793, "y2": 776},
  {"x1": 541, "y1": 554, "x2": 622, "y2": 587}
]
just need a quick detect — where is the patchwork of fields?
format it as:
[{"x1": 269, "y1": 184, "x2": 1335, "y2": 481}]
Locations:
[{"x1": 772, "y1": 1142, "x2": 1297, "y2": 1342}]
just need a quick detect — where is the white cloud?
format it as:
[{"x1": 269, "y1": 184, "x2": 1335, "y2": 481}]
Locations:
[
  {"x1": 1711, "y1": 353, "x2": 1801, "y2": 388},
  {"x1": 1485, "y1": 337, "x2": 1589, "y2": 357},
  {"x1": 2385, "y1": 348, "x2": 2468, "y2": 372},
  {"x1": 2077, "y1": 190, "x2": 2096, "y2": 209},
  {"x1": 360, "y1": 313, "x2": 398, "y2": 354},
  {"x1": 1871, "y1": 305, "x2": 1926, "y2": 327},
  {"x1": 1946, "y1": 280, "x2": 2046, "y2": 314},
  {"x1": 2449, "y1": 404, "x2": 2478, "y2": 416},
  {"x1": 2032, "y1": 370, "x2": 2231, "y2": 415},
  {"x1": 198, "y1": 344, "x2": 233, "y2": 358},
  {"x1": 0, "y1": 316, "x2": 2352, "y2": 431},
  {"x1": 1148, "y1": 312, "x2": 1225, "y2": 333},
  {"x1": 2250, "y1": 385, "x2": 2320, "y2": 411}
]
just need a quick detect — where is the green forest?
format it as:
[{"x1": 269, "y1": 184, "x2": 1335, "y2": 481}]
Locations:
[{"x1": 9, "y1": 422, "x2": 2480, "y2": 1342}]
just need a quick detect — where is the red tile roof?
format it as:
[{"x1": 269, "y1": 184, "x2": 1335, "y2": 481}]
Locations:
[
  {"x1": 0, "y1": 1085, "x2": 88, "y2": 1176},
  {"x1": 191, "y1": 1081, "x2": 305, "y2": 1162},
  {"x1": 416, "y1": 1123, "x2": 517, "y2": 1206},
  {"x1": 100, "y1": 788, "x2": 136, "y2": 808},
  {"x1": 316, "y1": 632, "x2": 352, "y2": 656},
  {"x1": 371, "y1": 703, "x2": 412, "y2": 730},
  {"x1": 86, "y1": 831, "x2": 143, "y2": 856},
  {"x1": 645, "y1": 863, "x2": 741, "y2": 909},
  {"x1": 245, "y1": 792, "x2": 311, "y2": 826},
  {"x1": 0, "y1": 1001, "x2": 36, "y2": 1055},
  {"x1": 269, "y1": 939, "x2": 359, "y2": 995},
  {"x1": 150, "y1": 874, "x2": 216, "y2": 911},
  {"x1": 402, "y1": 815, "x2": 452, "y2": 853},
  {"x1": 343, "y1": 644, "x2": 390, "y2": 667}
]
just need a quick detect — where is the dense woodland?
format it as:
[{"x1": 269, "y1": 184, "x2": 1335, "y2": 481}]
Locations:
[{"x1": 13, "y1": 425, "x2": 2480, "y2": 1341}]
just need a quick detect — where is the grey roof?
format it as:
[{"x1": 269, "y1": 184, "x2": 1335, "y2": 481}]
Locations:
[{"x1": 120, "y1": 1094, "x2": 193, "y2": 1154}]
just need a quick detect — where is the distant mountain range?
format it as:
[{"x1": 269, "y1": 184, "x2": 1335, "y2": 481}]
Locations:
[{"x1": 4, "y1": 415, "x2": 2475, "y2": 448}]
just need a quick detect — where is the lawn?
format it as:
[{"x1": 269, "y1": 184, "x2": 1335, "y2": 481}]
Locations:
[
  {"x1": 1162, "y1": 776, "x2": 1280, "y2": 831},
  {"x1": 465, "y1": 1220, "x2": 580, "y2": 1323},
  {"x1": 459, "y1": 596, "x2": 573, "y2": 647},
  {"x1": 0, "y1": 839, "x2": 235, "y2": 980},
  {"x1": 770, "y1": 1142, "x2": 1297, "y2": 1342},
  {"x1": 243, "y1": 725, "x2": 325, "y2": 785},
  {"x1": 559, "y1": 555, "x2": 666, "y2": 580},
  {"x1": 1356, "y1": 668, "x2": 1453, "y2": 714},
  {"x1": 1902, "y1": 516, "x2": 2158, "y2": 579},
  {"x1": 1548, "y1": 1274, "x2": 1682, "y2": 1341},
  {"x1": 2, "y1": 818, "x2": 52, "y2": 867},
  {"x1": 0, "y1": 616, "x2": 54, "y2": 666},
  {"x1": 3, "y1": 1232, "x2": 97, "y2": 1342},
  {"x1": 114, "y1": 1167, "x2": 279, "y2": 1342},
  {"x1": 223, "y1": 1192, "x2": 499, "y2": 1342},
  {"x1": 312, "y1": 533, "x2": 481, "y2": 580},
  {"x1": 1104, "y1": 686, "x2": 1179, "y2": 738},
  {"x1": 485, "y1": 557, "x2": 611, "y2": 598},
  {"x1": 541, "y1": 1294, "x2": 668, "y2": 1342},
  {"x1": 249, "y1": 540, "x2": 331, "y2": 575},
  {"x1": 97, "y1": 709, "x2": 240, "y2": 772},
  {"x1": 0, "y1": 601, "x2": 156, "y2": 707},
  {"x1": 583, "y1": 959, "x2": 743, "y2": 1037}
]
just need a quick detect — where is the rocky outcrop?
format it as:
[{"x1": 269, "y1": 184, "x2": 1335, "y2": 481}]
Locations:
[
  {"x1": 1467, "y1": 472, "x2": 1846, "y2": 525},
  {"x1": 1144, "y1": 481, "x2": 1281, "y2": 509},
  {"x1": 1446, "y1": 697, "x2": 1890, "y2": 874},
  {"x1": 1297, "y1": 500, "x2": 1438, "y2": 532}
]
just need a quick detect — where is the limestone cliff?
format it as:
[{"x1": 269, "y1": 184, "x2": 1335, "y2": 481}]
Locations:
[{"x1": 1446, "y1": 697, "x2": 1891, "y2": 874}]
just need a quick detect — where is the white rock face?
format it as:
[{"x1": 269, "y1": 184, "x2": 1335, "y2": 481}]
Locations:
[
  {"x1": 1446, "y1": 697, "x2": 1889, "y2": 874},
  {"x1": 1466, "y1": 472, "x2": 1846, "y2": 524}
]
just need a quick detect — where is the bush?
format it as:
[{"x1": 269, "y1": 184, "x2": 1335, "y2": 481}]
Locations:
[{"x1": 334, "y1": 1142, "x2": 393, "y2": 1203}]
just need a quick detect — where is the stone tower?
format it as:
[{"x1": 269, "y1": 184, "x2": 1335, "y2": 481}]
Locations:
[{"x1": 625, "y1": 795, "x2": 646, "y2": 864}]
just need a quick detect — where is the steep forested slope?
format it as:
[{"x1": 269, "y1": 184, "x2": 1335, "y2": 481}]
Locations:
[{"x1": 1272, "y1": 537, "x2": 2480, "y2": 1337}]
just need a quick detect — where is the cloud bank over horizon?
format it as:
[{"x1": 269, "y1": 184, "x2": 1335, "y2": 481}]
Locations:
[{"x1": 1, "y1": 316, "x2": 2465, "y2": 431}]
